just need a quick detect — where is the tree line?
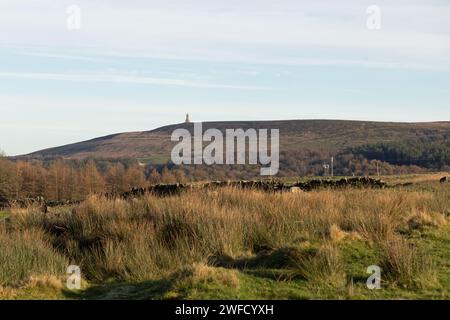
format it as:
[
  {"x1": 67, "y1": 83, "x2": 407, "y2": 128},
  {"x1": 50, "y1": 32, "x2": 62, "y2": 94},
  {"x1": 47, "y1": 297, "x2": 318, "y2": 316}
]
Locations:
[
  {"x1": 0, "y1": 157, "x2": 187, "y2": 202},
  {"x1": 353, "y1": 140, "x2": 450, "y2": 169},
  {"x1": 1, "y1": 146, "x2": 444, "y2": 202}
]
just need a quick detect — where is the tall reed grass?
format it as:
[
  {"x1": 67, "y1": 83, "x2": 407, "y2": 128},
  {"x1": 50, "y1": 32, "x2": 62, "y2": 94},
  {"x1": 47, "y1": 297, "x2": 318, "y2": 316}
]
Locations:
[{"x1": 2, "y1": 187, "x2": 448, "y2": 289}]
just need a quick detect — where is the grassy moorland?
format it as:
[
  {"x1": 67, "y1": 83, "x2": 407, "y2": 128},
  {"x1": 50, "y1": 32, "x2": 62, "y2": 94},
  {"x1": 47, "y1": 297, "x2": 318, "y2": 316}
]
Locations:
[
  {"x1": 0, "y1": 178, "x2": 449, "y2": 300},
  {"x1": 18, "y1": 120, "x2": 450, "y2": 161}
]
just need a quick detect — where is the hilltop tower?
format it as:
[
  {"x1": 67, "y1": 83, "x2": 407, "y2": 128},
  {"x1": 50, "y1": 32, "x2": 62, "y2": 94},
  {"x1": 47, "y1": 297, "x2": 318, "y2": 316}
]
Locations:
[{"x1": 185, "y1": 113, "x2": 190, "y2": 123}]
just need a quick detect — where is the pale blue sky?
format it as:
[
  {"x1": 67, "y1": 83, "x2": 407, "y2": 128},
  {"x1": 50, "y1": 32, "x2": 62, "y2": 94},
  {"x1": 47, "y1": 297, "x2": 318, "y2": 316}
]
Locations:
[{"x1": 0, "y1": 0, "x2": 449, "y2": 155}]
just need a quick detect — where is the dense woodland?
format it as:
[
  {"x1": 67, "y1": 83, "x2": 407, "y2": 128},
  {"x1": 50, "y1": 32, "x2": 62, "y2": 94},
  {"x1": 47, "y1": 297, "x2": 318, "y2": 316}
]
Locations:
[
  {"x1": 353, "y1": 140, "x2": 450, "y2": 169},
  {"x1": 1, "y1": 145, "x2": 447, "y2": 202}
]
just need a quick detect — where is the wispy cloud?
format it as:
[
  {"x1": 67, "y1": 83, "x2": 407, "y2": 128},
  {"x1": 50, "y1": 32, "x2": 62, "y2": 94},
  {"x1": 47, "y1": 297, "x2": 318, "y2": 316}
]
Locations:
[
  {"x1": 16, "y1": 47, "x2": 448, "y2": 72},
  {"x1": 82, "y1": 50, "x2": 450, "y2": 70},
  {"x1": 0, "y1": 71, "x2": 269, "y2": 90},
  {"x1": 16, "y1": 51, "x2": 114, "y2": 63}
]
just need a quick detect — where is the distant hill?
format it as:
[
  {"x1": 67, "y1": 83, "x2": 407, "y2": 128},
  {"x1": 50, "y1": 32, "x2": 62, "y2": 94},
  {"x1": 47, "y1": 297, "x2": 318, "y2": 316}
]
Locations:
[{"x1": 15, "y1": 120, "x2": 450, "y2": 170}]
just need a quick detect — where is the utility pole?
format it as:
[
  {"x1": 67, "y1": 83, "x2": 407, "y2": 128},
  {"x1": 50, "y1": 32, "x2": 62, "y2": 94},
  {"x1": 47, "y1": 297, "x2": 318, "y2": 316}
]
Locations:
[
  {"x1": 331, "y1": 156, "x2": 334, "y2": 177},
  {"x1": 376, "y1": 161, "x2": 380, "y2": 177}
]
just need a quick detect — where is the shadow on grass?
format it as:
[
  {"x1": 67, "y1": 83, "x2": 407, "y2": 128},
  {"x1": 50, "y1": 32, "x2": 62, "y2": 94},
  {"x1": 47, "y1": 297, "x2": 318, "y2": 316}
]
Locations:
[
  {"x1": 62, "y1": 246, "x2": 319, "y2": 300},
  {"x1": 207, "y1": 246, "x2": 312, "y2": 270},
  {"x1": 63, "y1": 278, "x2": 174, "y2": 300},
  {"x1": 206, "y1": 246, "x2": 314, "y2": 283},
  {"x1": 241, "y1": 268, "x2": 297, "y2": 282}
]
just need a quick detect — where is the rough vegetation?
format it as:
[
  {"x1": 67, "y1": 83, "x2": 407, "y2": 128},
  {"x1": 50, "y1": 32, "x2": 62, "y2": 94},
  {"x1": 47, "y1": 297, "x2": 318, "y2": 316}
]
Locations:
[{"x1": 0, "y1": 176, "x2": 448, "y2": 300}]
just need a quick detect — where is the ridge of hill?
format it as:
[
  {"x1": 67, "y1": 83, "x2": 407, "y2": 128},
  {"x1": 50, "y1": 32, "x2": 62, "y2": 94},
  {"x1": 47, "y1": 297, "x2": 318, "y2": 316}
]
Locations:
[{"x1": 16, "y1": 120, "x2": 450, "y2": 166}]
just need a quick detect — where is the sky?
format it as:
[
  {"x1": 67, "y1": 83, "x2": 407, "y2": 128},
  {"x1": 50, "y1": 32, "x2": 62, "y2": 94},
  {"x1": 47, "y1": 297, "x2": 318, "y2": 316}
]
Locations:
[{"x1": 0, "y1": 0, "x2": 449, "y2": 156}]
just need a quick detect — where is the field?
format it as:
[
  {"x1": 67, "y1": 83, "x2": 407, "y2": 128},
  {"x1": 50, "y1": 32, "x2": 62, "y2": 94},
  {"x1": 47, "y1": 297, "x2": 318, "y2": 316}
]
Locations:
[{"x1": 0, "y1": 174, "x2": 449, "y2": 300}]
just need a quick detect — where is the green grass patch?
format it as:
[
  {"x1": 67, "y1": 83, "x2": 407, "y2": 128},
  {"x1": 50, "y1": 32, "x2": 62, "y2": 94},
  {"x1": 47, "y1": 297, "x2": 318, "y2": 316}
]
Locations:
[
  {"x1": 57, "y1": 230, "x2": 449, "y2": 300},
  {"x1": 0, "y1": 210, "x2": 8, "y2": 220}
]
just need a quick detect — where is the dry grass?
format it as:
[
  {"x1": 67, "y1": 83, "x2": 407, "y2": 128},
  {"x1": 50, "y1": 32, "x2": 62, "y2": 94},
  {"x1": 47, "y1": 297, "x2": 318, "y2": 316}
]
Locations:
[
  {"x1": 0, "y1": 229, "x2": 68, "y2": 287},
  {"x1": 175, "y1": 263, "x2": 240, "y2": 289},
  {"x1": 0, "y1": 286, "x2": 17, "y2": 299},
  {"x1": 26, "y1": 275, "x2": 63, "y2": 290},
  {"x1": 383, "y1": 173, "x2": 448, "y2": 185},
  {"x1": 2, "y1": 185, "x2": 449, "y2": 293},
  {"x1": 379, "y1": 235, "x2": 437, "y2": 288},
  {"x1": 293, "y1": 243, "x2": 347, "y2": 288},
  {"x1": 329, "y1": 224, "x2": 348, "y2": 242},
  {"x1": 407, "y1": 210, "x2": 448, "y2": 231}
]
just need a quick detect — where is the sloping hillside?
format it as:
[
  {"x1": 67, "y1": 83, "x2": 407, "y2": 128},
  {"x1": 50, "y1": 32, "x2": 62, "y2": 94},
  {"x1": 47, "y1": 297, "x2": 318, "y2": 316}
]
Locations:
[{"x1": 16, "y1": 120, "x2": 450, "y2": 166}]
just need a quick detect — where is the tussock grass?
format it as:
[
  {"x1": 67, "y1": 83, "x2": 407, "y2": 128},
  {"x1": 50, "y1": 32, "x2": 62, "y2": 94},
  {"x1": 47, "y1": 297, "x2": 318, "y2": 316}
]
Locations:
[
  {"x1": 2, "y1": 185, "x2": 449, "y2": 297},
  {"x1": 407, "y1": 210, "x2": 447, "y2": 231},
  {"x1": 174, "y1": 263, "x2": 240, "y2": 290},
  {"x1": 0, "y1": 229, "x2": 68, "y2": 287},
  {"x1": 27, "y1": 274, "x2": 63, "y2": 290},
  {"x1": 379, "y1": 235, "x2": 437, "y2": 288},
  {"x1": 293, "y1": 243, "x2": 347, "y2": 288}
]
